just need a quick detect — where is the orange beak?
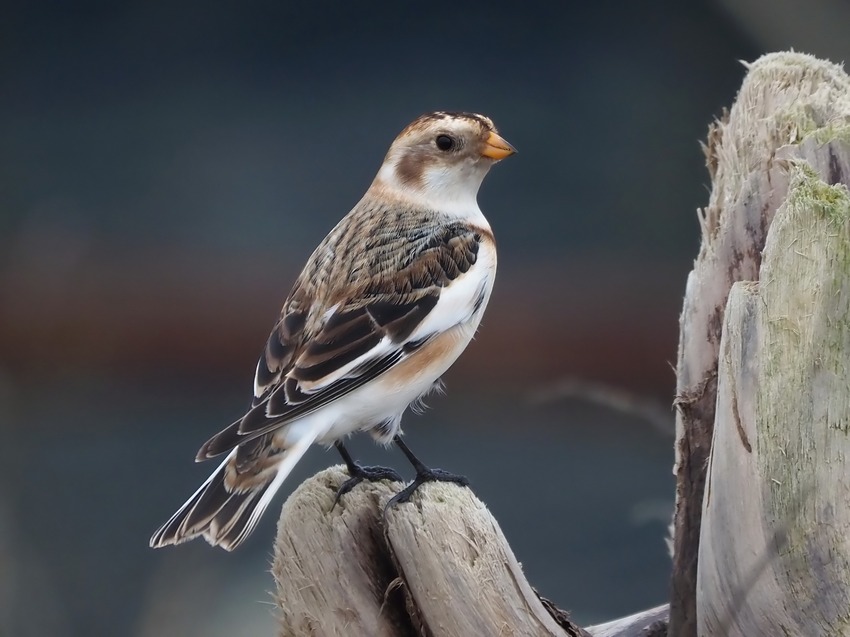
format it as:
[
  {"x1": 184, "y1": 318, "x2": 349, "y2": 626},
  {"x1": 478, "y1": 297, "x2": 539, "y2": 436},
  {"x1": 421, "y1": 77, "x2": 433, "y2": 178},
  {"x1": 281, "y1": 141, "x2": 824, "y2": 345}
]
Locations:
[{"x1": 481, "y1": 131, "x2": 516, "y2": 160}]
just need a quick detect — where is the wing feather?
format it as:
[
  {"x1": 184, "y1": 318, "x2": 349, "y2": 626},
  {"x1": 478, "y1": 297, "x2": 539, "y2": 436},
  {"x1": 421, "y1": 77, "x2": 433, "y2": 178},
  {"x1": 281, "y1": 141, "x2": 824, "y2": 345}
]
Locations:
[{"x1": 196, "y1": 221, "x2": 486, "y2": 460}]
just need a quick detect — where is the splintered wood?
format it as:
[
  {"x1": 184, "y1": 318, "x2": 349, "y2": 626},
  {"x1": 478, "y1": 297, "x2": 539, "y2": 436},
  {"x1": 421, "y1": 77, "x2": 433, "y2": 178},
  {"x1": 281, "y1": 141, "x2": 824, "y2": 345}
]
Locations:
[
  {"x1": 669, "y1": 51, "x2": 850, "y2": 636},
  {"x1": 272, "y1": 467, "x2": 586, "y2": 637}
]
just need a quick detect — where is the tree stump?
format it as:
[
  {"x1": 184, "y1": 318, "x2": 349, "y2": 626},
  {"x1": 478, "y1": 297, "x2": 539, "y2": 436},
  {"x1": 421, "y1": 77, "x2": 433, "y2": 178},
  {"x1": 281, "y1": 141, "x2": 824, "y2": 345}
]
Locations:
[
  {"x1": 697, "y1": 113, "x2": 850, "y2": 635},
  {"x1": 670, "y1": 51, "x2": 850, "y2": 636}
]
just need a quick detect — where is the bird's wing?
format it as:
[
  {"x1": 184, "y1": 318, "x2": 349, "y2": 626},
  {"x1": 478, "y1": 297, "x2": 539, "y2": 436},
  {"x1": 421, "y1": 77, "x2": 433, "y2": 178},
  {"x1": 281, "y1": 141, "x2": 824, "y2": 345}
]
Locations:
[{"x1": 197, "y1": 222, "x2": 490, "y2": 460}]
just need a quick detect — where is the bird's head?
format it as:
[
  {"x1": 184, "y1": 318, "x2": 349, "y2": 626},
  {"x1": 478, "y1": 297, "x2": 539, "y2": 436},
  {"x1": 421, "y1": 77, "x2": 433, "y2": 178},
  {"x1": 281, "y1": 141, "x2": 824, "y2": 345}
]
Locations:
[{"x1": 371, "y1": 111, "x2": 515, "y2": 211}]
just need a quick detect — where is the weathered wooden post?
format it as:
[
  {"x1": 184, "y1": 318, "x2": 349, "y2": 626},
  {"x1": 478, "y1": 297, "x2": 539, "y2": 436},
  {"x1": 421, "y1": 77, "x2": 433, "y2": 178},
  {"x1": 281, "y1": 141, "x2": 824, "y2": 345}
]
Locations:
[
  {"x1": 271, "y1": 467, "x2": 666, "y2": 636},
  {"x1": 669, "y1": 51, "x2": 850, "y2": 636}
]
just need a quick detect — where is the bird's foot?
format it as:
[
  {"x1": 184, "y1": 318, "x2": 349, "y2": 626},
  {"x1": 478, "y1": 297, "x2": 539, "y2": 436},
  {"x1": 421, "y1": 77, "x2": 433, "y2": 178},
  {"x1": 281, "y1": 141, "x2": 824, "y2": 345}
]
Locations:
[
  {"x1": 386, "y1": 467, "x2": 470, "y2": 508},
  {"x1": 333, "y1": 463, "x2": 404, "y2": 508}
]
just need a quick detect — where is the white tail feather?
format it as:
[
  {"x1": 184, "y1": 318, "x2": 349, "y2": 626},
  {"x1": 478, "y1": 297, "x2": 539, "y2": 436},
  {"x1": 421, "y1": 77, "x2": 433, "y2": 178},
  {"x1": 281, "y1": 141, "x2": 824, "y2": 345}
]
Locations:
[
  {"x1": 210, "y1": 427, "x2": 320, "y2": 550},
  {"x1": 151, "y1": 421, "x2": 324, "y2": 551},
  {"x1": 149, "y1": 450, "x2": 235, "y2": 548}
]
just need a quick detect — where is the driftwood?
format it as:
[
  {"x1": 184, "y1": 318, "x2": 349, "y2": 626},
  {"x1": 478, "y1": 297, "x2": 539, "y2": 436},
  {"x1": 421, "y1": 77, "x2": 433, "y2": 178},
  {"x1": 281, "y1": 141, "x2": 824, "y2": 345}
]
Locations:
[
  {"x1": 669, "y1": 51, "x2": 850, "y2": 636},
  {"x1": 271, "y1": 51, "x2": 850, "y2": 637},
  {"x1": 272, "y1": 467, "x2": 666, "y2": 637},
  {"x1": 697, "y1": 97, "x2": 850, "y2": 634}
]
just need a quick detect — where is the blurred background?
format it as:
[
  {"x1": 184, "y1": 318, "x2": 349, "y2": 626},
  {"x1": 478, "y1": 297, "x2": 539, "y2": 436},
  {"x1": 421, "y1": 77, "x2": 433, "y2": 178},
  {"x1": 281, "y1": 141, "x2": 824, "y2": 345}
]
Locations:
[{"x1": 2, "y1": 0, "x2": 848, "y2": 635}]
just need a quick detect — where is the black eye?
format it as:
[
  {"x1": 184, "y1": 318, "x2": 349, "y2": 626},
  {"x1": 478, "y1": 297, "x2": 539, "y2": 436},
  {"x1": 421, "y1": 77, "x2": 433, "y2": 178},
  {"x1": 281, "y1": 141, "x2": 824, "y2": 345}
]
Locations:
[{"x1": 435, "y1": 134, "x2": 455, "y2": 151}]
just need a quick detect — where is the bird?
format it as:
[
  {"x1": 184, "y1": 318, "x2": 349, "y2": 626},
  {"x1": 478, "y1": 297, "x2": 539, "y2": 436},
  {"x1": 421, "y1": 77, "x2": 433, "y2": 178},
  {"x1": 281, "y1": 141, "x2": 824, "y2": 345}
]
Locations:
[{"x1": 149, "y1": 111, "x2": 515, "y2": 551}]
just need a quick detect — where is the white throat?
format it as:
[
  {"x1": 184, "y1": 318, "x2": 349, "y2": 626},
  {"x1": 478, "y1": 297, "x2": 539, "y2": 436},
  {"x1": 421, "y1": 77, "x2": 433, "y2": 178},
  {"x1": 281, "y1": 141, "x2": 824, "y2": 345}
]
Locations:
[{"x1": 372, "y1": 157, "x2": 492, "y2": 225}]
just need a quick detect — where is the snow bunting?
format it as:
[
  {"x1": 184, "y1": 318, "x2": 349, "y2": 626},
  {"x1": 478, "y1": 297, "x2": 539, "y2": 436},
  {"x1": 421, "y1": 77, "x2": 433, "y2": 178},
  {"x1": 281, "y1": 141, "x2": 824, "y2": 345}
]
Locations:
[{"x1": 150, "y1": 111, "x2": 515, "y2": 550}]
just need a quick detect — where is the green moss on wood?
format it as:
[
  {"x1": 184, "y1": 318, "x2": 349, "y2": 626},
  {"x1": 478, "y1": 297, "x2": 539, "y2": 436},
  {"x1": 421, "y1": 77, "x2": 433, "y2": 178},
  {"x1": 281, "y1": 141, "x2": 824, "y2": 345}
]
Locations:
[
  {"x1": 785, "y1": 161, "x2": 850, "y2": 224},
  {"x1": 756, "y1": 158, "x2": 850, "y2": 631},
  {"x1": 806, "y1": 122, "x2": 850, "y2": 147}
]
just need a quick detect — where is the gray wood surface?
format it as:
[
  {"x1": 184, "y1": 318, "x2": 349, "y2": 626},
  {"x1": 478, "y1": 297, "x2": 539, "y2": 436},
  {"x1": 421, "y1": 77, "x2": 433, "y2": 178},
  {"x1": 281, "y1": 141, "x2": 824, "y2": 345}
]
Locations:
[
  {"x1": 669, "y1": 51, "x2": 850, "y2": 636},
  {"x1": 383, "y1": 479, "x2": 578, "y2": 637},
  {"x1": 272, "y1": 467, "x2": 665, "y2": 636},
  {"x1": 698, "y1": 137, "x2": 850, "y2": 634},
  {"x1": 586, "y1": 604, "x2": 668, "y2": 637},
  {"x1": 272, "y1": 467, "x2": 413, "y2": 636}
]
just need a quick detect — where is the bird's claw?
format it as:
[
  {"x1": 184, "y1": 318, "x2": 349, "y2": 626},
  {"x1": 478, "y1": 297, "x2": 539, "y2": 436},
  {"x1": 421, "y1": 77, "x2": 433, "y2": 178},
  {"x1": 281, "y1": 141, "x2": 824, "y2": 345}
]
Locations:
[
  {"x1": 333, "y1": 464, "x2": 404, "y2": 508},
  {"x1": 385, "y1": 467, "x2": 469, "y2": 509}
]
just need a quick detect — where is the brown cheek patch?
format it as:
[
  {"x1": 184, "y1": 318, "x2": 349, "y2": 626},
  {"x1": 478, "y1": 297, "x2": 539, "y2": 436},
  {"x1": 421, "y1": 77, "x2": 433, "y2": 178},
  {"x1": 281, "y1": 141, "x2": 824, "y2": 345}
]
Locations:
[{"x1": 395, "y1": 150, "x2": 434, "y2": 188}]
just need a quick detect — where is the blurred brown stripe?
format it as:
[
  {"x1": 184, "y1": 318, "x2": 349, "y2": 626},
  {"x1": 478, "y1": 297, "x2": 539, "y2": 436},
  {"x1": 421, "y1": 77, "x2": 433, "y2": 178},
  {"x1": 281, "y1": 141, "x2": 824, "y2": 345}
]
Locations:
[{"x1": 0, "y1": 253, "x2": 682, "y2": 393}]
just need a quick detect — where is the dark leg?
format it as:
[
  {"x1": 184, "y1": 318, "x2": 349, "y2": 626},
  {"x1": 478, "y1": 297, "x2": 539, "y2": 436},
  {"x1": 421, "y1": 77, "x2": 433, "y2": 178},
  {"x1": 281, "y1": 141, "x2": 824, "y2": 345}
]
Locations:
[
  {"x1": 333, "y1": 441, "x2": 403, "y2": 507},
  {"x1": 387, "y1": 436, "x2": 469, "y2": 507}
]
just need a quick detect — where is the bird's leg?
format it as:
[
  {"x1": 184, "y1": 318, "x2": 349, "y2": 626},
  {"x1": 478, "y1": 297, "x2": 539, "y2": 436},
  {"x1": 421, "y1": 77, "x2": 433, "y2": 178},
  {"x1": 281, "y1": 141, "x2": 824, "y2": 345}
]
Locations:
[
  {"x1": 332, "y1": 441, "x2": 403, "y2": 507},
  {"x1": 386, "y1": 435, "x2": 470, "y2": 507}
]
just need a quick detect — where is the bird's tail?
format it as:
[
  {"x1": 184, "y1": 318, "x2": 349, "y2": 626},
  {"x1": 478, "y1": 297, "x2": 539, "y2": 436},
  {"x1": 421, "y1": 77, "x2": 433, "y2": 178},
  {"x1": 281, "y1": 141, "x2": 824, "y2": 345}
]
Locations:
[{"x1": 149, "y1": 430, "x2": 317, "y2": 551}]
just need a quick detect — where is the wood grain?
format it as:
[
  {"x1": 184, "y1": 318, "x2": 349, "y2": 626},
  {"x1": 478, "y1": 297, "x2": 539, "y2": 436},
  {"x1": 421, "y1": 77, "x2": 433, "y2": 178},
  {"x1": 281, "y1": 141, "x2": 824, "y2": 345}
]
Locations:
[
  {"x1": 698, "y1": 138, "x2": 850, "y2": 635},
  {"x1": 272, "y1": 467, "x2": 413, "y2": 637},
  {"x1": 669, "y1": 51, "x2": 850, "y2": 636},
  {"x1": 273, "y1": 467, "x2": 592, "y2": 637}
]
